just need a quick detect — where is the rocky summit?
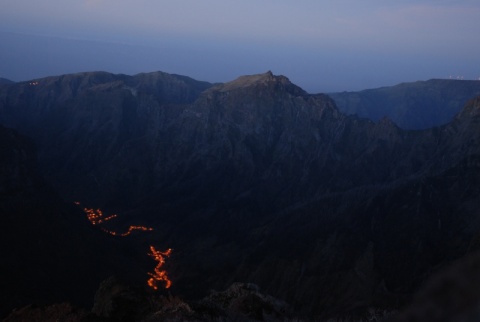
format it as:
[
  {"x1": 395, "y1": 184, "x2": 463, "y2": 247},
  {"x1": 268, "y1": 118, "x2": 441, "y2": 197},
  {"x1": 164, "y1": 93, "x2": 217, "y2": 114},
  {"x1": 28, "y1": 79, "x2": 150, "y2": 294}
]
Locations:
[{"x1": 1, "y1": 71, "x2": 480, "y2": 320}]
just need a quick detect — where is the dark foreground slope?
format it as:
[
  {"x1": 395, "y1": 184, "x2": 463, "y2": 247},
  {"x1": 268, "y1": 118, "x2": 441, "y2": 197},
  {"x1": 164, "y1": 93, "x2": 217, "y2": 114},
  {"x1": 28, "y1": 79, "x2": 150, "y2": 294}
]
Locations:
[
  {"x1": 0, "y1": 125, "x2": 156, "y2": 319},
  {"x1": 1, "y1": 71, "x2": 480, "y2": 319},
  {"x1": 330, "y1": 79, "x2": 480, "y2": 129}
]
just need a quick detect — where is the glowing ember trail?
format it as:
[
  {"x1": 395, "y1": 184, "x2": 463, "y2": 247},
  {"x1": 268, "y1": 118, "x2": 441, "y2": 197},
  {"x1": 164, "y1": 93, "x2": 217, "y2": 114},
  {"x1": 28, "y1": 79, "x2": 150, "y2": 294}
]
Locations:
[
  {"x1": 101, "y1": 225, "x2": 154, "y2": 237},
  {"x1": 83, "y1": 207, "x2": 118, "y2": 225},
  {"x1": 147, "y1": 246, "x2": 173, "y2": 290},
  {"x1": 76, "y1": 202, "x2": 153, "y2": 236},
  {"x1": 74, "y1": 201, "x2": 172, "y2": 289}
]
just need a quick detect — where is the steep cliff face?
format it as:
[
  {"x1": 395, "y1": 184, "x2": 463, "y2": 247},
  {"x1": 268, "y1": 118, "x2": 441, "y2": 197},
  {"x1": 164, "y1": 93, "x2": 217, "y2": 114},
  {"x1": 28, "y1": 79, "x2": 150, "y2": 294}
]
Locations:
[
  {"x1": 0, "y1": 71, "x2": 212, "y2": 206},
  {"x1": 2, "y1": 71, "x2": 480, "y2": 319},
  {"x1": 152, "y1": 72, "x2": 348, "y2": 208},
  {"x1": 1, "y1": 71, "x2": 418, "y2": 209},
  {"x1": 148, "y1": 72, "x2": 431, "y2": 213}
]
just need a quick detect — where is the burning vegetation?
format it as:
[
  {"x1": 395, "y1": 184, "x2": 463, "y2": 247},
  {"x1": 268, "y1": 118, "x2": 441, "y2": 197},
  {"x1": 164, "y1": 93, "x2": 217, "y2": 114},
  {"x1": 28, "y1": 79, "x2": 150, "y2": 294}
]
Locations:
[
  {"x1": 102, "y1": 225, "x2": 154, "y2": 237},
  {"x1": 82, "y1": 207, "x2": 117, "y2": 226},
  {"x1": 147, "y1": 246, "x2": 173, "y2": 290},
  {"x1": 75, "y1": 201, "x2": 172, "y2": 290},
  {"x1": 78, "y1": 203, "x2": 153, "y2": 236}
]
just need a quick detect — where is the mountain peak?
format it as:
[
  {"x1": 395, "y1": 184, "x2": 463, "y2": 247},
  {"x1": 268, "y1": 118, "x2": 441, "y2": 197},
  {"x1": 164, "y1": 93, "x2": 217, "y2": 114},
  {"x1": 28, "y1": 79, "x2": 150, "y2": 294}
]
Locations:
[
  {"x1": 216, "y1": 71, "x2": 284, "y2": 91},
  {"x1": 212, "y1": 71, "x2": 307, "y2": 97}
]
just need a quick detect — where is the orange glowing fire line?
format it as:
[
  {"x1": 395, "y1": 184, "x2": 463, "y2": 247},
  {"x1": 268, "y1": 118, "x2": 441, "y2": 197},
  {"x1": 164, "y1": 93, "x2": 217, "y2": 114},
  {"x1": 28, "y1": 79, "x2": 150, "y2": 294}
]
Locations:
[
  {"x1": 76, "y1": 202, "x2": 155, "y2": 236},
  {"x1": 101, "y1": 225, "x2": 154, "y2": 237},
  {"x1": 75, "y1": 201, "x2": 172, "y2": 290},
  {"x1": 147, "y1": 246, "x2": 172, "y2": 290},
  {"x1": 83, "y1": 207, "x2": 118, "y2": 225}
]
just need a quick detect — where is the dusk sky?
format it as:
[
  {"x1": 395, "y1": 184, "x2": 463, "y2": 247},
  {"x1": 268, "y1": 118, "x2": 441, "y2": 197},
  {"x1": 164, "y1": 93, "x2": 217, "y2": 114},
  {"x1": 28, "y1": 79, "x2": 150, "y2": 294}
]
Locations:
[{"x1": 1, "y1": 0, "x2": 479, "y2": 92}]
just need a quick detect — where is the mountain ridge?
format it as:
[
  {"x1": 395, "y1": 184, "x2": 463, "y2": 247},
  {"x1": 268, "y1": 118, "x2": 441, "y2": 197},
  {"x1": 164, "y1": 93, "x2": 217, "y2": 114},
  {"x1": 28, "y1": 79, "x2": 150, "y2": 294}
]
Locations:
[
  {"x1": 330, "y1": 78, "x2": 480, "y2": 129},
  {"x1": 1, "y1": 70, "x2": 480, "y2": 319},
  {"x1": 0, "y1": 77, "x2": 14, "y2": 84}
]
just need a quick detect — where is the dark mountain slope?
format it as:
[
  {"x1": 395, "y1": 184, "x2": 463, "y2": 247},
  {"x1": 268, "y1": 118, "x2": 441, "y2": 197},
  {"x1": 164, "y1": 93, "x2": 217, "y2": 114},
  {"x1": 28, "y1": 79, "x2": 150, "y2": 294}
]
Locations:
[
  {"x1": 0, "y1": 125, "x2": 155, "y2": 318},
  {"x1": 242, "y1": 154, "x2": 480, "y2": 317},
  {"x1": 0, "y1": 71, "x2": 212, "y2": 206},
  {"x1": 2, "y1": 71, "x2": 480, "y2": 319},
  {"x1": 0, "y1": 71, "x2": 422, "y2": 209},
  {"x1": 330, "y1": 79, "x2": 480, "y2": 129},
  {"x1": 230, "y1": 97, "x2": 480, "y2": 317},
  {"x1": 0, "y1": 78, "x2": 14, "y2": 85}
]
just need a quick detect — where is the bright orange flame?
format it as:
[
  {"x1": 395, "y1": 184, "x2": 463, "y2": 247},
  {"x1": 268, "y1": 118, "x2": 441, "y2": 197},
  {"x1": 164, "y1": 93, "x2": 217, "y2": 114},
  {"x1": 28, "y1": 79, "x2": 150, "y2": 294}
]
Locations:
[{"x1": 147, "y1": 246, "x2": 172, "y2": 290}]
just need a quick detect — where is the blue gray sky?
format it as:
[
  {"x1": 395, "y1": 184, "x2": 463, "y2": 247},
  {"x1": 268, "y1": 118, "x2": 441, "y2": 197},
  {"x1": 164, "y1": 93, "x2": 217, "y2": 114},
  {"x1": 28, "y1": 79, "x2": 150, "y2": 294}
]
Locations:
[{"x1": 1, "y1": 0, "x2": 479, "y2": 92}]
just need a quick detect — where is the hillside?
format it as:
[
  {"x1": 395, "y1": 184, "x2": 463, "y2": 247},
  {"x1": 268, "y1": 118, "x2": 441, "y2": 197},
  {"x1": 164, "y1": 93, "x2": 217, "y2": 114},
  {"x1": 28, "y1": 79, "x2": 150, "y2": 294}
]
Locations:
[
  {"x1": 0, "y1": 78, "x2": 14, "y2": 85},
  {"x1": 1, "y1": 71, "x2": 480, "y2": 319},
  {"x1": 0, "y1": 124, "x2": 164, "y2": 319},
  {"x1": 329, "y1": 79, "x2": 480, "y2": 129}
]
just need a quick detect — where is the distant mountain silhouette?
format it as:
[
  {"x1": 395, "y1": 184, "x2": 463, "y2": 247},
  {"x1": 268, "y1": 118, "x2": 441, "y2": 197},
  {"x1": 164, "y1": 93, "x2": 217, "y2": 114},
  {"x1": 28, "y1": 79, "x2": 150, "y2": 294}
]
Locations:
[
  {"x1": 330, "y1": 79, "x2": 480, "y2": 129},
  {"x1": 1, "y1": 71, "x2": 480, "y2": 319},
  {"x1": 0, "y1": 77, "x2": 14, "y2": 84}
]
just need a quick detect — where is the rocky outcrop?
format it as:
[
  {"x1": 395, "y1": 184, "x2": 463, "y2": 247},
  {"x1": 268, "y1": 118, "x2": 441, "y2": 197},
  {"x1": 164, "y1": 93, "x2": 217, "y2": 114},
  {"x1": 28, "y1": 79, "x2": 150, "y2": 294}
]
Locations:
[
  {"x1": 92, "y1": 276, "x2": 151, "y2": 322},
  {"x1": 5, "y1": 279, "x2": 296, "y2": 322},
  {"x1": 2, "y1": 303, "x2": 95, "y2": 322},
  {"x1": 91, "y1": 279, "x2": 293, "y2": 321},
  {"x1": 197, "y1": 282, "x2": 291, "y2": 321}
]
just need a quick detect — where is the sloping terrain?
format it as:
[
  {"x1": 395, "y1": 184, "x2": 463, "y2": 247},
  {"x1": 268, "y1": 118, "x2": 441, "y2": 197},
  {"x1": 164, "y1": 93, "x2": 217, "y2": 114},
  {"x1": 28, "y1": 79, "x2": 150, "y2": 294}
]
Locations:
[
  {"x1": 0, "y1": 78, "x2": 14, "y2": 85},
  {"x1": 1, "y1": 71, "x2": 480, "y2": 319},
  {"x1": 0, "y1": 125, "x2": 155, "y2": 319},
  {"x1": 330, "y1": 79, "x2": 480, "y2": 129}
]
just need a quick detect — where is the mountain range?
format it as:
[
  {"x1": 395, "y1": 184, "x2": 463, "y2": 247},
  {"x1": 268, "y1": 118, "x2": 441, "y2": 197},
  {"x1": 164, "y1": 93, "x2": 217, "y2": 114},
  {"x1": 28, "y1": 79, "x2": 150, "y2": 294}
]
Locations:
[
  {"x1": 0, "y1": 78, "x2": 14, "y2": 85},
  {"x1": 1, "y1": 71, "x2": 480, "y2": 320},
  {"x1": 330, "y1": 79, "x2": 480, "y2": 129}
]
